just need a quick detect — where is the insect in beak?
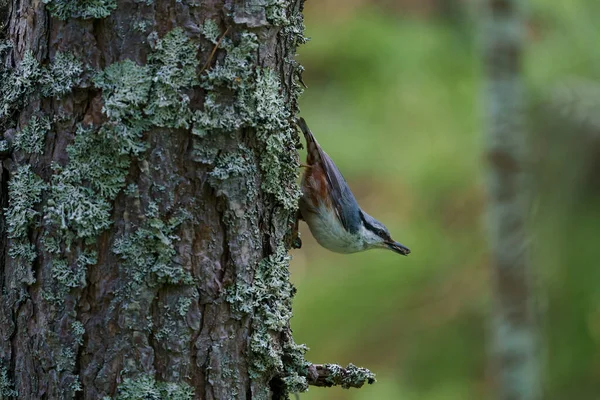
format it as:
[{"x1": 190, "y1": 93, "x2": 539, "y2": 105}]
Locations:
[{"x1": 386, "y1": 241, "x2": 411, "y2": 256}]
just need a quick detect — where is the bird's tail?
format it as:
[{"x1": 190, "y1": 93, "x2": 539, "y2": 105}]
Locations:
[{"x1": 297, "y1": 117, "x2": 321, "y2": 165}]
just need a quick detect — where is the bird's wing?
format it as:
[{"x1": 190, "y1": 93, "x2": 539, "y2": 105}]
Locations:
[
  {"x1": 318, "y1": 150, "x2": 361, "y2": 233},
  {"x1": 297, "y1": 118, "x2": 361, "y2": 234}
]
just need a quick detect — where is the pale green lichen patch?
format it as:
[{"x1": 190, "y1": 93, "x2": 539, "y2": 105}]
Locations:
[
  {"x1": 5, "y1": 165, "x2": 46, "y2": 238},
  {"x1": 281, "y1": 340, "x2": 310, "y2": 393},
  {"x1": 0, "y1": 139, "x2": 9, "y2": 153},
  {"x1": 145, "y1": 28, "x2": 198, "y2": 129},
  {"x1": 323, "y1": 363, "x2": 376, "y2": 389},
  {"x1": 195, "y1": 24, "x2": 301, "y2": 210},
  {"x1": 0, "y1": 50, "x2": 83, "y2": 130},
  {"x1": 265, "y1": 0, "x2": 289, "y2": 26},
  {"x1": 42, "y1": 0, "x2": 116, "y2": 20},
  {"x1": 93, "y1": 60, "x2": 152, "y2": 155},
  {"x1": 249, "y1": 247, "x2": 306, "y2": 385},
  {"x1": 51, "y1": 250, "x2": 96, "y2": 290},
  {"x1": 13, "y1": 115, "x2": 51, "y2": 154},
  {"x1": 193, "y1": 30, "x2": 258, "y2": 136},
  {"x1": 94, "y1": 28, "x2": 200, "y2": 134},
  {"x1": 71, "y1": 320, "x2": 85, "y2": 345},
  {"x1": 0, "y1": 41, "x2": 11, "y2": 55},
  {"x1": 112, "y1": 373, "x2": 194, "y2": 400},
  {"x1": 201, "y1": 31, "x2": 258, "y2": 93},
  {"x1": 5, "y1": 167, "x2": 43, "y2": 281},
  {"x1": 199, "y1": 19, "x2": 221, "y2": 44},
  {"x1": 176, "y1": 297, "x2": 192, "y2": 317},
  {"x1": 227, "y1": 245, "x2": 308, "y2": 393},
  {"x1": 65, "y1": 125, "x2": 131, "y2": 198},
  {"x1": 0, "y1": 364, "x2": 17, "y2": 398},
  {"x1": 113, "y1": 204, "x2": 193, "y2": 290},
  {"x1": 45, "y1": 179, "x2": 112, "y2": 244},
  {"x1": 208, "y1": 145, "x2": 257, "y2": 194},
  {"x1": 196, "y1": 17, "x2": 308, "y2": 395},
  {"x1": 253, "y1": 68, "x2": 301, "y2": 211},
  {"x1": 45, "y1": 247, "x2": 96, "y2": 301},
  {"x1": 282, "y1": 11, "x2": 308, "y2": 49},
  {"x1": 41, "y1": 52, "x2": 84, "y2": 96},
  {"x1": 43, "y1": 124, "x2": 129, "y2": 250},
  {"x1": 36, "y1": 29, "x2": 201, "y2": 301},
  {"x1": 94, "y1": 61, "x2": 152, "y2": 122},
  {"x1": 7, "y1": 241, "x2": 36, "y2": 264},
  {"x1": 0, "y1": 51, "x2": 42, "y2": 119}
]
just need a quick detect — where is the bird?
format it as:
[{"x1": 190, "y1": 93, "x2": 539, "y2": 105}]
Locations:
[{"x1": 296, "y1": 117, "x2": 411, "y2": 255}]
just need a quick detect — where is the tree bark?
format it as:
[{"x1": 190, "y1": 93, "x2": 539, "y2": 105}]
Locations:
[
  {"x1": 482, "y1": 1, "x2": 541, "y2": 399},
  {"x1": 0, "y1": 0, "x2": 326, "y2": 398}
]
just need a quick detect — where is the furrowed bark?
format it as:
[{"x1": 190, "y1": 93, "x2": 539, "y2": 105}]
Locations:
[
  {"x1": 482, "y1": 1, "x2": 541, "y2": 399},
  {"x1": 0, "y1": 0, "x2": 315, "y2": 398}
]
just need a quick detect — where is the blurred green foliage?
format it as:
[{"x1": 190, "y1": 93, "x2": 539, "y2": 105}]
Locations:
[{"x1": 291, "y1": 1, "x2": 600, "y2": 399}]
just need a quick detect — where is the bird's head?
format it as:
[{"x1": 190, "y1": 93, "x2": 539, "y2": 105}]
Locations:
[{"x1": 359, "y1": 210, "x2": 411, "y2": 255}]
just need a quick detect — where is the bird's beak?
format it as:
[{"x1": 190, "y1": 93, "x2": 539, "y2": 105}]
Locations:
[{"x1": 385, "y1": 241, "x2": 411, "y2": 256}]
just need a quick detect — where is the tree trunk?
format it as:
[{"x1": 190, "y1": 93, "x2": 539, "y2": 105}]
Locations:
[
  {"x1": 0, "y1": 0, "x2": 316, "y2": 398},
  {"x1": 482, "y1": 1, "x2": 541, "y2": 399}
]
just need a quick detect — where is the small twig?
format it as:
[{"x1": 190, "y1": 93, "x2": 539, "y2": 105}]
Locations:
[
  {"x1": 306, "y1": 363, "x2": 376, "y2": 389},
  {"x1": 200, "y1": 27, "x2": 230, "y2": 74},
  {"x1": 297, "y1": 70, "x2": 308, "y2": 88}
]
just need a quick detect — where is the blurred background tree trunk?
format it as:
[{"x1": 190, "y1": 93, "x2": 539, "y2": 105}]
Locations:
[
  {"x1": 482, "y1": 0, "x2": 541, "y2": 399},
  {"x1": 0, "y1": 0, "x2": 309, "y2": 398}
]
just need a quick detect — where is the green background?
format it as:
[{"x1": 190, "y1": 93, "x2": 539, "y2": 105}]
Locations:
[{"x1": 291, "y1": 1, "x2": 600, "y2": 399}]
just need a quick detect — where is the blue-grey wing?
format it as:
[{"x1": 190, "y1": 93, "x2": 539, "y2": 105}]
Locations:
[{"x1": 319, "y1": 149, "x2": 362, "y2": 234}]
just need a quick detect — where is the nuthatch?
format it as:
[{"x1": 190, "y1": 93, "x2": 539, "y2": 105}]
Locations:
[{"x1": 297, "y1": 118, "x2": 411, "y2": 255}]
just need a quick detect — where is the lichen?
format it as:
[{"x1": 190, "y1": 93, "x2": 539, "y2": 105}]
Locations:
[
  {"x1": 71, "y1": 320, "x2": 85, "y2": 345},
  {"x1": 41, "y1": 52, "x2": 84, "y2": 96},
  {"x1": 281, "y1": 340, "x2": 310, "y2": 393},
  {"x1": 5, "y1": 165, "x2": 46, "y2": 238},
  {"x1": 208, "y1": 145, "x2": 258, "y2": 196},
  {"x1": 0, "y1": 41, "x2": 11, "y2": 55},
  {"x1": 265, "y1": 0, "x2": 289, "y2": 26},
  {"x1": 193, "y1": 30, "x2": 258, "y2": 136},
  {"x1": 43, "y1": 124, "x2": 129, "y2": 250},
  {"x1": 195, "y1": 24, "x2": 301, "y2": 210},
  {"x1": 13, "y1": 115, "x2": 51, "y2": 154},
  {"x1": 7, "y1": 241, "x2": 37, "y2": 285},
  {"x1": 33, "y1": 29, "x2": 202, "y2": 306},
  {"x1": 0, "y1": 51, "x2": 83, "y2": 127},
  {"x1": 5, "y1": 165, "x2": 46, "y2": 284},
  {"x1": 132, "y1": 20, "x2": 151, "y2": 33},
  {"x1": 0, "y1": 364, "x2": 17, "y2": 398},
  {"x1": 0, "y1": 51, "x2": 42, "y2": 120},
  {"x1": 0, "y1": 139, "x2": 9, "y2": 153},
  {"x1": 199, "y1": 19, "x2": 221, "y2": 44},
  {"x1": 322, "y1": 363, "x2": 376, "y2": 389},
  {"x1": 93, "y1": 60, "x2": 152, "y2": 155},
  {"x1": 253, "y1": 68, "x2": 301, "y2": 211},
  {"x1": 42, "y1": 0, "x2": 117, "y2": 20},
  {"x1": 0, "y1": 48, "x2": 83, "y2": 240},
  {"x1": 113, "y1": 204, "x2": 193, "y2": 291},
  {"x1": 226, "y1": 245, "x2": 308, "y2": 394},
  {"x1": 65, "y1": 125, "x2": 131, "y2": 198},
  {"x1": 145, "y1": 28, "x2": 198, "y2": 129},
  {"x1": 44, "y1": 178, "x2": 112, "y2": 245},
  {"x1": 113, "y1": 373, "x2": 194, "y2": 400},
  {"x1": 94, "y1": 29, "x2": 200, "y2": 138},
  {"x1": 56, "y1": 347, "x2": 76, "y2": 372},
  {"x1": 51, "y1": 250, "x2": 96, "y2": 290},
  {"x1": 176, "y1": 297, "x2": 192, "y2": 317},
  {"x1": 282, "y1": 10, "x2": 308, "y2": 49}
]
